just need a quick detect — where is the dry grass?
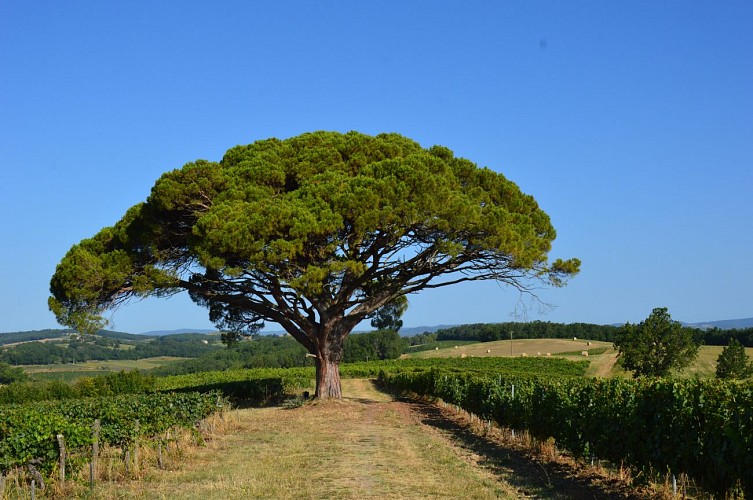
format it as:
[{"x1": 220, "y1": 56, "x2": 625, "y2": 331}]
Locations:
[
  {"x1": 3, "y1": 379, "x2": 679, "y2": 499},
  {"x1": 67, "y1": 379, "x2": 515, "y2": 499},
  {"x1": 579, "y1": 344, "x2": 753, "y2": 379},
  {"x1": 409, "y1": 338, "x2": 630, "y2": 378},
  {"x1": 407, "y1": 339, "x2": 752, "y2": 380},
  {"x1": 679, "y1": 345, "x2": 753, "y2": 379},
  {"x1": 422, "y1": 398, "x2": 664, "y2": 499},
  {"x1": 408, "y1": 338, "x2": 615, "y2": 360},
  {"x1": 0, "y1": 413, "x2": 233, "y2": 499}
]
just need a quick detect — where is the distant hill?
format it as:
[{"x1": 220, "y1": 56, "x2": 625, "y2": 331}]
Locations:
[
  {"x1": 97, "y1": 330, "x2": 159, "y2": 341},
  {"x1": 3, "y1": 317, "x2": 751, "y2": 342},
  {"x1": 140, "y1": 328, "x2": 218, "y2": 336},
  {"x1": 257, "y1": 325, "x2": 456, "y2": 337},
  {"x1": 398, "y1": 325, "x2": 457, "y2": 337},
  {"x1": 0, "y1": 329, "x2": 71, "y2": 345},
  {"x1": 683, "y1": 317, "x2": 753, "y2": 330},
  {"x1": 0, "y1": 328, "x2": 155, "y2": 345},
  {"x1": 0, "y1": 328, "x2": 223, "y2": 366}
]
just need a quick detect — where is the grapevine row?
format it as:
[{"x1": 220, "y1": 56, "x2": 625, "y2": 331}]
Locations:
[
  {"x1": 0, "y1": 391, "x2": 226, "y2": 475},
  {"x1": 0, "y1": 357, "x2": 587, "y2": 406},
  {"x1": 378, "y1": 369, "x2": 753, "y2": 497}
]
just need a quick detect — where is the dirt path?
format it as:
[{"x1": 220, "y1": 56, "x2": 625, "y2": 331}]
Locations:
[
  {"x1": 84, "y1": 380, "x2": 649, "y2": 499},
  {"x1": 590, "y1": 351, "x2": 620, "y2": 378}
]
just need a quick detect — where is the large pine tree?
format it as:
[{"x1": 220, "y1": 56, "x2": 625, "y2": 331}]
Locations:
[{"x1": 49, "y1": 131, "x2": 579, "y2": 398}]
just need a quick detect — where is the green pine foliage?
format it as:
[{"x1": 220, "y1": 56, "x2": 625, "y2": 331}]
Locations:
[
  {"x1": 369, "y1": 296, "x2": 408, "y2": 332},
  {"x1": 48, "y1": 131, "x2": 579, "y2": 398},
  {"x1": 614, "y1": 307, "x2": 701, "y2": 377},
  {"x1": 716, "y1": 337, "x2": 752, "y2": 379}
]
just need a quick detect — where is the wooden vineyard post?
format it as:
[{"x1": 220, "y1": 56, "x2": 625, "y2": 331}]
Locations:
[
  {"x1": 510, "y1": 384, "x2": 516, "y2": 439},
  {"x1": 91, "y1": 419, "x2": 101, "y2": 486},
  {"x1": 133, "y1": 420, "x2": 140, "y2": 474},
  {"x1": 672, "y1": 474, "x2": 677, "y2": 496},
  {"x1": 56, "y1": 434, "x2": 66, "y2": 482},
  {"x1": 27, "y1": 462, "x2": 44, "y2": 492}
]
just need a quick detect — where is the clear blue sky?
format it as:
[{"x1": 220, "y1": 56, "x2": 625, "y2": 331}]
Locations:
[{"x1": 1, "y1": 1, "x2": 751, "y2": 334}]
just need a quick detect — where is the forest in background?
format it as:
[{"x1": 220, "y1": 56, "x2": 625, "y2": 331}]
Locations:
[{"x1": 2, "y1": 320, "x2": 752, "y2": 377}]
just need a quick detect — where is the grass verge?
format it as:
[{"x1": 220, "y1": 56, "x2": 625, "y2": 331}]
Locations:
[{"x1": 73, "y1": 380, "x2": 514, "y2": 499}]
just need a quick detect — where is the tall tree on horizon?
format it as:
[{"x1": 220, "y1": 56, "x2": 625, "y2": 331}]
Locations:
[
  {"x1": 716, "y1": 337, "x2": 752, "y2": 379},
  {"x1": 49, "y1": 131, "x2": 579, "y2": 398},
  {"x1": 615, "y1": 307, "x2": 701, "y2": 377}
]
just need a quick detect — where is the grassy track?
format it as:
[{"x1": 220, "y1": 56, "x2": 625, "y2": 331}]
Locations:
[
  {"x1": 82, "y1": 379, "x2": 513, "y2": 499},
  {"x1": 76, "y1": 379, "x2": 651, "y2": 499}
]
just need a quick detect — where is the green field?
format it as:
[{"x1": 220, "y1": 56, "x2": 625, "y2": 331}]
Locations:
[{"x1": 22, "y1": 356, "x2": 189, "y2": 381}]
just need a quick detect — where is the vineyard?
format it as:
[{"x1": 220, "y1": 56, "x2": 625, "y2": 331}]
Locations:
[
  {"x1": 1, "y1": 354, "x2": 752, "y2": 497},
  {"x1": 378, "y1": 368, "x2": 753, "y2": 497},
  {"x1": 0, "y1": 356, "x2": 589, "y2": 492},
  {"x1": 0, "y1": 391, "x2": 226, "y2": 496}
]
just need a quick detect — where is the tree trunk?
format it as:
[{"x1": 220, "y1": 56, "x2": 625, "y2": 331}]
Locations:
[
  {"x1": 314, "y1": 334, "x2": 344, "y2": 399},
  {"x1": 315, "y1": 356, "x2": 342, "y2": 399}
]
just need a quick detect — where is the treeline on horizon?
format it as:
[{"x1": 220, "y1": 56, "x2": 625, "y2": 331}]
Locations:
[
  {"x1": 0, "y1": 329, "x2": 407, "y2": 373},
  {"x1": 0, "y1": 328, "x2": 164, "y2": 346},
  {"x1": 433, "y1": 321, "x2": 753, "y2": 347},
  {"x1": 0, "y1": 334, "x2": 222, "y2": 366},
  {"x1": 3, "y1": 321, "x2": 752, "y2": 369},
  {"x1": 153, "y1": 330, "x2": 405, "y2": 376}
]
